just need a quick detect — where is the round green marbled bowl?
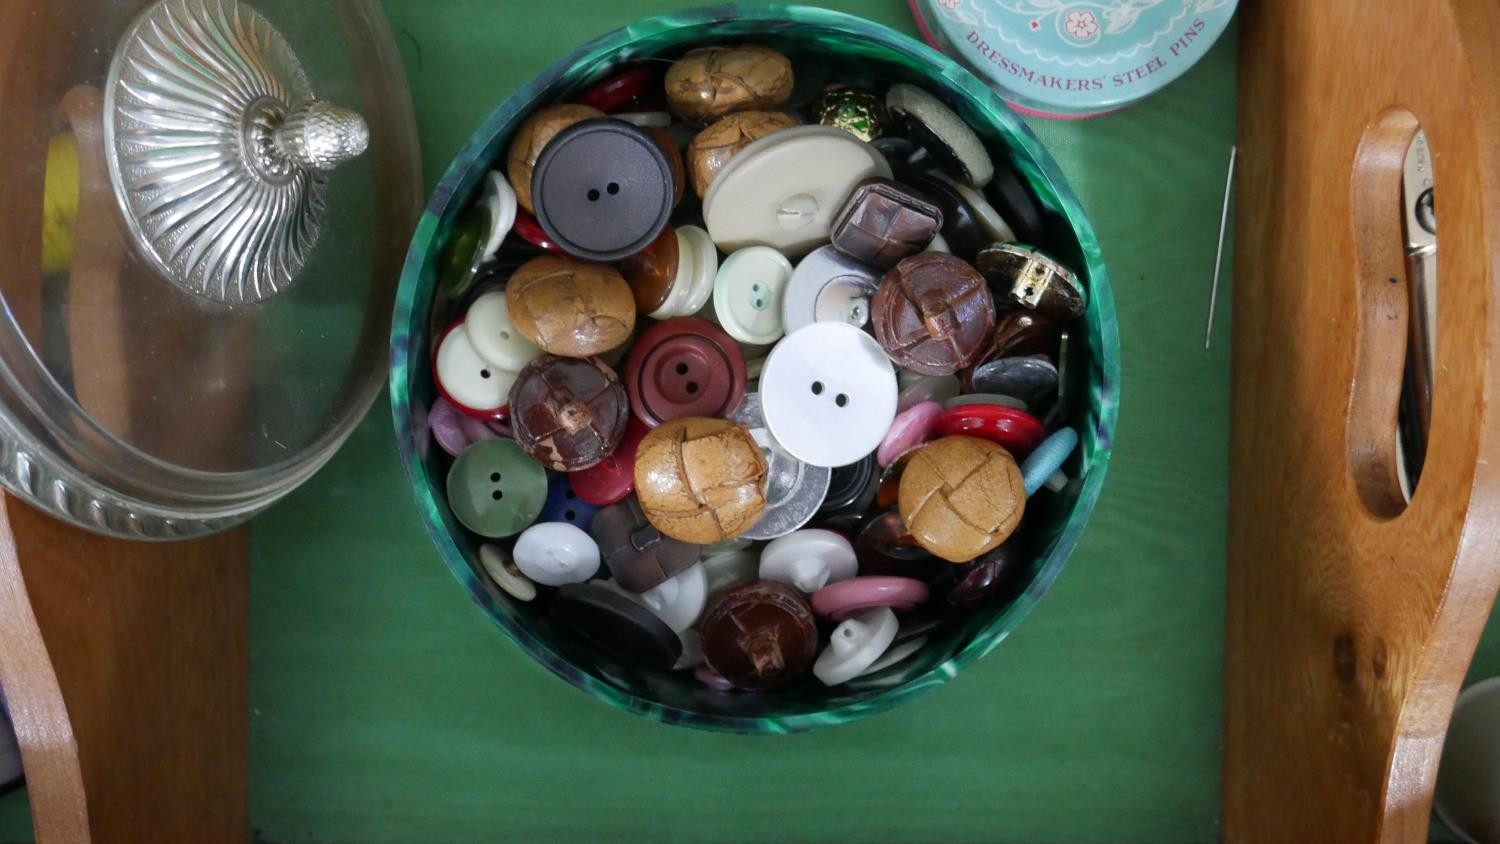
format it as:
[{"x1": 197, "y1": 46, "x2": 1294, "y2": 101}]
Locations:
[{"x1": 391, "y1": 4, "x2": 1119, "y2": 733}]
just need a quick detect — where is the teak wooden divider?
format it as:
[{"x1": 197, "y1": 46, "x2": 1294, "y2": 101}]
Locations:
[{"x1": 1227, "y1": 0, "x2": 1500, "y2": 840}]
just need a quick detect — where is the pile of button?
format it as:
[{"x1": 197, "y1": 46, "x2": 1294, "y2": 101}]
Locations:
[{"x1": 427, "y1": 43, "x2": 1086, "y2": 693}]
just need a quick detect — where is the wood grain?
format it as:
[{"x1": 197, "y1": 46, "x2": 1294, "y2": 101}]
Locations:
[{"x1": 1226, "y1": 1, "x2": 1500, "y2": 840}]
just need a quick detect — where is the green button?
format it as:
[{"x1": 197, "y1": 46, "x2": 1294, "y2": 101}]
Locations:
[
  {"x1": 446, "y1": 438, "x2": 547, "y2": 538},
  {"x1": 438, "y1": 201, "x2": 492, "y2": 298}
]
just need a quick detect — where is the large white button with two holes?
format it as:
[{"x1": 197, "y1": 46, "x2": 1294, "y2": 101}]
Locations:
[
  {"x1": 512, "y1": 521, "x2": 601, "y2": 586},
  {"x1": 703, "y1": 126, "x2": 892, "y2": 257},
  {"x1": 760, "y1": 322, "x2": 898, "y2": 467},
  {"x1": 813, "y1": 606, "x2": 899, "y2": 686},
  {"x1": 713, "y1": 246, "x2": 793, "y2": 345},
  {"x1": 759, "y1": 529, "x2": 858, "y2": 594},
  {"x1": 466, "y1": 290, "x2": 542, "y2": 372}
]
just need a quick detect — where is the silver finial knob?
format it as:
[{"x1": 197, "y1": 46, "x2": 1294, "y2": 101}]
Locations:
[{"x1": 274, "y1": 100, "x2": 371, "y2": 172}]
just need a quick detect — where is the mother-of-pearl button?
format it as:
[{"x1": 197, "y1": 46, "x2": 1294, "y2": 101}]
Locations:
[
  {"x1": 478, "y1": 543, "x2": 537, "y2": 602},
  {"x1": 435, "y1": 323, "x2": 513, "y2": 416},
  {"x1": 513, "y1": 521, "x2": 601, "y2": 586},
  {"x1": 466, "y1": 291, "x2": 542, "y2": 372},
  {"x1": 759, "y1": 529, "x2": 858, "y2": 593},
  {"x1": 813, "y1": 606, "x2": 898, "y2": 686},
  {"x1": 713, "y1": 246, "x2": 793, "y2": 345},
  {"x1": 636, "y1": 562, "x2": 708, "y2": 633},
  {"x1": 479, "y1": 170, "x2": 518, "y2": 263},
  {"x1": 781, "y1": 245, "x2": 882, "y2": 334},
  {"x1": 760, "y1": 322, "x2": 898, "y2": 468},
  {"x1": 703, "y1": 126, "x2": 891, "y2": 257}
]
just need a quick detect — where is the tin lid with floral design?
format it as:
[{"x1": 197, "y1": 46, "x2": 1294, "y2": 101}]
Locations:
[{"x1": 910, "y1": 0, "x2": 1237, "y2": 118}]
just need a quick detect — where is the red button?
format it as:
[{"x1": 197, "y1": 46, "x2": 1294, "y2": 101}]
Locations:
[
  {"x1": 935, "y1": 404, "x2": 1047, "y2": 456},
  {"x1": 570, "y1": 417, "x2": 649, "y2": 506},
  {"x1": 512, "y1": 211, "x2": 561, "y2": 253},
  {"x1": 576, "y1": 66, "x2": 658, "y2": 113},
  {"x1": 624, "y1": 317, "x2": 746, "y2": 427}
]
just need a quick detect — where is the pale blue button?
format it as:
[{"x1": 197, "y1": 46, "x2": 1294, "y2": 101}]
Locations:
[{"x1": 1022, "y1": 427, "x2": 1078, "y2": 496}]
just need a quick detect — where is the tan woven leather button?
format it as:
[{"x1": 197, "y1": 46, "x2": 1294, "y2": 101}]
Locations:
[
  {"x1": 634, "y1": 417, "x2": 768, "y2": 544},
  {"x1": 664, "y1": 45, "x2": 794, "y2": 124},
  {"x1": 897, "y1": 435, "x2": 1024, "y2": 563},
  {"x1": 505, "y1": 103, "x2": 603, "y2": 214},
  {"x1": 687, "y1": 110, "x2": 797, "y2": 198},
  {"x1": 506, "y1": 255, "x2": 636, "y2": 357}
]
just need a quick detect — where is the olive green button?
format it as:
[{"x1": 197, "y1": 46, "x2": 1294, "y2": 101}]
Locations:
[{"x1": 446, "y1": 438, "x2": 547, "y2": 538}]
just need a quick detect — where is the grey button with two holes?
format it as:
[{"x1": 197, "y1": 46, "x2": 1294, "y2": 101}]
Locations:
[{"x1": 531, "y1": 118, "x2": 674, "y2": 262}]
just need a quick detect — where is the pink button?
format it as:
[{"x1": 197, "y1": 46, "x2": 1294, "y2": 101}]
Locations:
[
  {"x1": 876, "y1": 401, "x2": 942, "y2": 467},
  {"x1": 811, "y1": 576, "x2": 930, "y2": 621},
  {"x1": 694, "y1": 664, "x2": 738, "y2": 691},
  {"x1": 429, "y1": 397, "x2": 470, "y2": 457}
]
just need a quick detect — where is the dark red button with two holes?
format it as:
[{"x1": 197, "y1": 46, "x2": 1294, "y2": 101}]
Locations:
[
  {"x1": 531, "y1": 118, "x2": 674, "y2": 262},
  {"x1": 570, "y1": 417, "x2": 649, "y2": 506},
  {"x1": 624, "y1": 317, "x2": 746, "y2": 427},
  {"x1": 935, "y1": 403, "x2": 1046, "y2": 457}
]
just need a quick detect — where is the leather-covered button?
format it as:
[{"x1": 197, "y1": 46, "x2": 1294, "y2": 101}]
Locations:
[
  {"x1": 713, "y1": 246, "x2": 793, "y2": 345},
  {"x1": 446, "y1": 438, "x2": 548, "y2": 538},
  {"x1": 688, "y1": 110, "x2": 798, "y2": 199},
  {"x1": 569, "y1": 417, "x2": 649, "y2": 506},
  {"x1": 968, "y1": 355, "x2": 1059, "y2": 407},
  {"x1": 478, "y1": 543, "x2": 536, "y2": 602},
  {"x1": 513, "y1": 521, "x2": 601, "y2": 586},
  {"x1": 664, "y1": 44, "x2": 794, "y2": 124},
  {"x1": 509, "y1": 356, "x2": 629, "y2": 472},
  {"x1": 935, "y1": 403, "x2": 1046, "y2": 456},
  {"x1": 552, "y1": 581, "x2": 681, "y2": 669},
  {"x1": 434, "y1": 322, "x2": 511, "y2": 420},
  {"x1": 976, "y1": 243, "x2": 1086, "y2": 319},
  {"x1": 830, "y1": 177, "x2": 944, "y2": 269},
  {"x1": 531, "y1": 118, "x2": 675, "y2": 262},
  {"x1": 781, "y1": 245, "x2": 882, "y2": 334},
  {"x1": 885, "y1": 84, "x2": 993, "y2": 188},
  {"x1": 1021, "y1": 427, "x2": 1078, "y2": 496},
  {"x1": 590, "y1": 496, "x2": 701, "y2": 593},
  {"x1": 699, "y1": 579, "x2": 817, "y2": 690},
  {"x1": 729, "y1": 392, "x2": 831, "y2": 540},
  {"x1": 618, "y1": 225, "x2": 679, "y2": 315},
  {"x1": 759, "y1": 528, "x2": 858, "y2": 593},
  {"x1": 703, "y1": 126, "x2": 892, "y2": 256},
  {"x1": 760, "y1": 322, "x2": 897, "y2": 468},
  {"x1": 813, "y1": 606, "x2": 899, "y2": 686},
  {"x1": 634, "y1": 417, "x2": 769, "y2": 543},
  {"x1": 506, "y1": 103, "x2": 603, "y2": 215},
  {"x1": 506, "y1": 255, "x2": 636, "y2": 357},
  {"x1": 876, "y1": 400, "x2": 943, "y2": 467},
  {"x1": 810, "y1": 576, "x2": 930, "y2": 620},
  {"x1": 541, "y1": 471, "x2": 600, "y2": 530},
  {"x1": 872, "y1": 253, "x2": 996, "y2": 377},
  {"x1": 466, "y1": 290, "x2": 543, "y2": 373},
  {"x1": 625, "y1": 317, "x2": 747, "y2": 426},
  {"x1": 899, "y1": 436, "x2": 1024, "y2": 562},
  {"x1": 818, "y1": 454, "x2": 879, "y2": 518}
]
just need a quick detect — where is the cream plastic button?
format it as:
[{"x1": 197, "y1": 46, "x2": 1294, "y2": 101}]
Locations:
[
  {"x1": 813, "y1": 606, "x2": 899, "y2": 686},
  {"x1": 648, "y1": 225, "x2": 718, "y2": 319},
  {"x1": 479, "y1": 170, "x2": 518, "y2": 263},
  {"x1": 435, "y1": 323, "x2": 513, "y2": 416},
  {"x1": 713, "y1": 246, "x2": 793, "y2": 345},
  {"x1": 781, "y1": 245, "x2": 882, "y2": 334},
  {"x1": 759, "y1": 529, "x2": 858, "y2": 593},
  {"x1": 513, "y1": 522, "x2": 601, "y2": 586},
  {"x1": 703, "y1": 126, "x2": 891, "y2": 256},
  {"x1": 858, "y1": 635, "x2": 926, "y2": 677},
  {"x1": 637, "y1": 562, "x2": 708, "y2": 633},
  {"x1": 478, "y1": 543, "x2": 537, "y2": 602},
  {"x1": 466, "y1": 291, "x2": 542, "y2": 372},
  {"x1": 760, "y1": 322, "x2": 898, "y2": 467}
]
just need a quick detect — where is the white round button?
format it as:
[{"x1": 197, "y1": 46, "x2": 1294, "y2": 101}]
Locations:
[
  {"x1": 637, "y1": 562, "x2": 707, "y2": 633},
  {"x1": 512, "y1": 522, "x2": 600, "y2": 586},
  {"x1": 760, "y1": 322, "x2": 898, "y2": 467},
  {"x1": 781, "y1": 245, "x2": 882, "y2": 335},
  {"x1": 813, "y1": 606, "x2": 898, "y2": 686},
  {"x1": 703, "y1": 126, "x2": 892, "y2": 257},
  {"x1": 435, "y1": 323, "x2": 513, "y2": 415},
  {"x1": 479, "y1": 170, "x2": 518, "y2": 263},
  {"x1": 466, "y1": 291, "x2": 542, "y2": 372},
  {"x1": 759, "y1": 529, "x2": 858, "y2": 593},
  {"x1": 478, "y1": 543, "x2": 536, "y2": 602},
  {"x1": 713, "y1": 246, "x2": 793, "y2": 345},
  {"x1": 676, "y1": 224, "x2": 719, "y2": 317},
  {"x1": 858, "y1": 635, "x2": 926, "y2": 677}
]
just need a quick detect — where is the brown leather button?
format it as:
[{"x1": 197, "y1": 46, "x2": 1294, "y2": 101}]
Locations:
[
  {"x1": 699, "y1": 579, "x2": 817, "y2": 690},
  {"x1": 623, "y1": 317, "x2": 747, "y2": 427},
  {"x1": 643, "y1": 126, "x2": 686, "y2": 208},
  {"x1": 872, "y1": 253, "x2": 996, "y2": 376},
  {"x1": 506, "y1": 255, "x2": 636, "y2": 357},
  {"x1": 634, "y1": 417, "x2": 768, "y2": 544},
  {"x1": 687, "y1": 110, "x2": 797, "y2": 199},
  {"x1": 664, "y1": 44, "x2": 795, "y2": 124},
  {"x1": 898, "y1": 435, "x2": 1024, "y2": 563},
  {"x1": 589, "y1": 496, "x2": 701, "y2": 593},
  {"x1": 618, "y1": 225, "x2": 679, "y2": 314},
  {"x1": 505, "y1": 103, "x2": 603, "y2": 214},
  {"x1": 830, "y1": 177, "x2": 944, "y2": 269},
  {"x1": 509, "y1": 355, "x2": 630, "y2": 471}
]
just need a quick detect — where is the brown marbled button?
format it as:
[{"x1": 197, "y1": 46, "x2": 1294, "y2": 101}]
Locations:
[
  {"x1": 505, "y1": 103, "x2": 603, "y2": 215},
  {"x1": 700, "y1": 579, "x2": 817, "y2": 690},
  {"x1": 871, "y1": 253, "x2": 996, "y2": 377},
  {"x1": 687, "y1": 110, "x2": 797, "y2": 199},
  {"x1": 946, "y1": 540, "x2": 1025, "y2": 609},
  {"x1": 898, "y1": 435, "x2": 1024, "y2": 563},
  {"x1": 618, "y1": 226, "x2": 679, "y2": 314},
  {"x1": 854, "y1": 509, "x2": 951, "y2": 584},
  {"x1": 509, "y1": 355, "x2": 630, "y2": 472},
  {"x1": 643, "y1": 126, "x2": 686, "y2": 208},
  {"x1": 830, "y1": 177, "x2": 944, "y2": 269},
  {"x1": 506, "y1": 255, "x2": 636, "y2": 357},
  {"x1": 975, "y1": 243, "x2": 1086, "y2": 319},
  {"x1": 664, "y1": 44, "x2": 794, "y2": 124},
  {"x1": 634, "y1": 417, "x2": 768, "y2": 544},
  {"x1": 590, "y1": 496, "x2": 701, "y2": 593}
]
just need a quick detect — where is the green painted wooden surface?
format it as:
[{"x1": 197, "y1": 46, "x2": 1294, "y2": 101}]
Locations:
[{"x1": 0, "y1": 2, "x2": 1238, "y2": 841}]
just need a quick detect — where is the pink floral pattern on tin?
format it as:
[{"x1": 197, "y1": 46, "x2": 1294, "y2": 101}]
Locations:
[{"x1": 1064, "y1": 9, "x2": 1100, "y2": 39}]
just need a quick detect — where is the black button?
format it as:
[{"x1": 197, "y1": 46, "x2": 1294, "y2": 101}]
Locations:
[
  {"x1": 818, "y1": 454, "x2": 878, "y2": 517},
  {"x1": 989, "y1": 161, "x2": 1046, "y2": 245},
  {"x1": 531, "y1": 118, "x2": 674, "y2": 262},
  {"x1": 551, "y1": 581, "x2": 682, "y2": 670}
]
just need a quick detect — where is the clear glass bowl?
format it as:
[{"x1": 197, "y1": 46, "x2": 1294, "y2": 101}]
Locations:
[{"x1": 391, "y1": 4, "x2": 1120, "y2": 733}]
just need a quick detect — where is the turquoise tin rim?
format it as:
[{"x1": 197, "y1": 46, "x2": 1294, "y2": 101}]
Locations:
[{"x1": 390, "y1": 4, "x2": 1120, "y2": 733}]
